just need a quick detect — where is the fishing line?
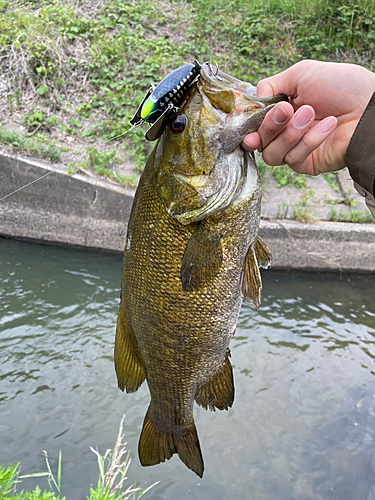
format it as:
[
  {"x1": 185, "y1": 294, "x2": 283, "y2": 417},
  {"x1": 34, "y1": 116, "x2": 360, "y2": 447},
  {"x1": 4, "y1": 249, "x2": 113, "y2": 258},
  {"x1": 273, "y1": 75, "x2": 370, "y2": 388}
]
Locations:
[
  {"x1": 1, "y1": 59, "x2": 207, "y2": 202},
  {"x1": 0, "y1": 125, "x2": 137, "y2": 203},
  {"x1": 0, "y1": 170, "x2": 54, "y2": 202}
]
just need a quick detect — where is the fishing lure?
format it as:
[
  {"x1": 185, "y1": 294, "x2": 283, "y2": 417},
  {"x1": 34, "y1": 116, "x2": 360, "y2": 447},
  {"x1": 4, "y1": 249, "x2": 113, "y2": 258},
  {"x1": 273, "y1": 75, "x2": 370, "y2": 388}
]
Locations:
[{"x1": 130, "y1": 60, "x2": 202, "y2": 141}]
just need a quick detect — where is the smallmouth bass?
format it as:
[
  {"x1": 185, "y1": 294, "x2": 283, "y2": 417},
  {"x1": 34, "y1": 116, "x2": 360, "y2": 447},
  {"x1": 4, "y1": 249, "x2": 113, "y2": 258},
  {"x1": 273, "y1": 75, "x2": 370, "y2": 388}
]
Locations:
[{"x1": 115, "y1": 63, "x2": 287, "y2": 477}]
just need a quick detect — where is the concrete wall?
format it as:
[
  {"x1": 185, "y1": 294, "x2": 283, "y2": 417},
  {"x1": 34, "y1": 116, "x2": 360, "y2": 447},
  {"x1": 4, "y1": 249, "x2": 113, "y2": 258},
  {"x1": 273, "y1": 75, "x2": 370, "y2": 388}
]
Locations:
[
  {"x1": 0, "y1": 152, "x2": 134, "y2": 253},
  {"x1": 259, "y1": 219, "x2": 375, "y2": 272},
  {"x1": 1, "y1": 151, "x2": 375, "y2": 272}
]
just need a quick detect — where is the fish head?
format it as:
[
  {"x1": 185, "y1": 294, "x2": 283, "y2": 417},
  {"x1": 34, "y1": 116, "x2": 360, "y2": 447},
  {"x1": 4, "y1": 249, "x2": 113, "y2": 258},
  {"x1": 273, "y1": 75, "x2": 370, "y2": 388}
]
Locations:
[{"x1": 155, "y1": 63, "x2": 288, "y2": 224}]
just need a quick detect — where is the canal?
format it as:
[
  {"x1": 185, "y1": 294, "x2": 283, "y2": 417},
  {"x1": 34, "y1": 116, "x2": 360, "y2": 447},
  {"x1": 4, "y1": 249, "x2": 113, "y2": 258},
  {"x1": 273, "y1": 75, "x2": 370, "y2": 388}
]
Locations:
[{"x1": 1, "y1": 237, "x2": 374, "y2": 500}]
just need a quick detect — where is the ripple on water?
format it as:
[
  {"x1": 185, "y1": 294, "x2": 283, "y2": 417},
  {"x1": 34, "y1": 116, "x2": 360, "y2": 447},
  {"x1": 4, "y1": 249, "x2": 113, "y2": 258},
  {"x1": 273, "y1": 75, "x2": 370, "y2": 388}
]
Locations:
[{"x1": 0, "y1": 240, "x2": 374, "y2": 500}]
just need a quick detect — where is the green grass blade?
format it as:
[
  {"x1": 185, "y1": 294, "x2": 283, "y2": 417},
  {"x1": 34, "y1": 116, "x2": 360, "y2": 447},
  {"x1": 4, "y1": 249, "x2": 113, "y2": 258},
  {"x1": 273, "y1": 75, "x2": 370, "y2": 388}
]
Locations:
[{"x1": 57, "y1": 450, "x2": 62, "y2": 492}]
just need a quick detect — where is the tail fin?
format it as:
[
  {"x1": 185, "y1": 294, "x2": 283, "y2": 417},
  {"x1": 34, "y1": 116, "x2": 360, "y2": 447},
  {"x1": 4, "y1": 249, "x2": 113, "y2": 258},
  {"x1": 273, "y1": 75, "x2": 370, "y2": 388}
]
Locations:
[{"x1": 138, "y1": 407, "x2": 204, "y2": 477}]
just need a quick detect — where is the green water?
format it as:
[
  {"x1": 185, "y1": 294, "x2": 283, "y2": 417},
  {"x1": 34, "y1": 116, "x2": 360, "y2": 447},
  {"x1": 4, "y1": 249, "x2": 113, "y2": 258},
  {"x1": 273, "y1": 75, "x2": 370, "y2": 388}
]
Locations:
[{"x1": 0, "y1": 237, "x2": 375, "y2": 500}]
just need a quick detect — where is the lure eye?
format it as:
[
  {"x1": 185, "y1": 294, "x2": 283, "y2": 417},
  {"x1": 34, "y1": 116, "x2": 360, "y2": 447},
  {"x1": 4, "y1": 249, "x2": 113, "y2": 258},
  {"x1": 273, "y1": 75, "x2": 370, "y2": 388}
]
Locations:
[{"x1": 169, "y1": 115, "x2": 186, "y2": 134}]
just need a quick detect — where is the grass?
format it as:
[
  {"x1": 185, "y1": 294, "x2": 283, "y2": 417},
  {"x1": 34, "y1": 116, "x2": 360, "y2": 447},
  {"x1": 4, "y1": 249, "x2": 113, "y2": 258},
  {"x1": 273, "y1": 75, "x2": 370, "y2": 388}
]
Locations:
[
  {"x1": 293, "y1": 207, "x2": 316, "y2": 223},
  {"x1": 329, "y1": 207, "x2": 374, "y2": 222},
  {"x1": 0, "y1": 128, "x2": 61, "y2": 162},
  {"x1": 0, "y1": 0, "x2": 374, "y2": 179},
  {"x1": 323, "y1": 172, "x2": 340, "y2": 192},
  {"x1": 272, "y1": 165, "x2": 307, "y2": 188},
  {"x1": 0, "y1": 416, "x2": 157, "y2": 500}
]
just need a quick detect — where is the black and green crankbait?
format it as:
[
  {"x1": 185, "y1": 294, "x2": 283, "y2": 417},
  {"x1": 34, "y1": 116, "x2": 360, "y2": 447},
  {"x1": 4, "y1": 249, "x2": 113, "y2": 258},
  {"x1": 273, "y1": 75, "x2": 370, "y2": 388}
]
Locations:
[{"x1": 130, "y1": 60, "x2": 202, "y2": 141}]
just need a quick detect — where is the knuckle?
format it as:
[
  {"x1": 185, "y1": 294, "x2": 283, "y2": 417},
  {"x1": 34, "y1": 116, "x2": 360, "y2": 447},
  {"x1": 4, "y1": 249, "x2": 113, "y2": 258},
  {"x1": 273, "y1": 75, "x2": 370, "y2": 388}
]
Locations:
[
  {"x1": 299, "y1": 134, "x2": 313, "y2": 151},
  {"x1": 285, "y1": 139, "x2": 311, "y2": 169},
  {"x1": 284, "y1": 151, "x2": 299, "y2": 169},
  {"x1": 261, "y1": 149, "x2": 279, "y2": 167},
  {"x1": 294, "y1": 59, "x2": 312, "y2": 71}
]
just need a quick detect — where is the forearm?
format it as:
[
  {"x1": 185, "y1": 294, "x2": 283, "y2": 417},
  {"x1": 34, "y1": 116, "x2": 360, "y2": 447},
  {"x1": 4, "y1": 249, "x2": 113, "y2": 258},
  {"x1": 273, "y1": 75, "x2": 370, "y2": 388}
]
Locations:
[{"x1": 346, "y1": 93, "x2": 375, "y2": 219}]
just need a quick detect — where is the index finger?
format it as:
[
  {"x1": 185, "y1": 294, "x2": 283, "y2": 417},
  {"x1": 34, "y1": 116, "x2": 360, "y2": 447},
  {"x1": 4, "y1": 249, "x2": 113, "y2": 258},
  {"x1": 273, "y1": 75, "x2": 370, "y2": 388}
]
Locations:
[{"x1": 257, "y1": 65, "x2": 300, "y2": 98}]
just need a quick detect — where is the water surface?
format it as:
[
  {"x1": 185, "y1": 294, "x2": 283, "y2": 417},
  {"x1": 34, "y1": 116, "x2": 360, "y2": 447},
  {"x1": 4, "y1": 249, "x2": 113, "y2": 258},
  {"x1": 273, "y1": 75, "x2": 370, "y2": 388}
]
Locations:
[{"x1": 0, "y1": 237, "x2": 374, "y2": 500}]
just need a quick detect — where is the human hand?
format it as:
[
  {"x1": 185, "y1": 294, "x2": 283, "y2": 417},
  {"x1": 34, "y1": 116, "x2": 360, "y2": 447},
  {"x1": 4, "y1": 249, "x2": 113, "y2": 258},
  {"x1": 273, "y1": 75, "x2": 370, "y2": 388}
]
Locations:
[{"x1": 242, "y1": 60, "x2": 375, "y2": 176}]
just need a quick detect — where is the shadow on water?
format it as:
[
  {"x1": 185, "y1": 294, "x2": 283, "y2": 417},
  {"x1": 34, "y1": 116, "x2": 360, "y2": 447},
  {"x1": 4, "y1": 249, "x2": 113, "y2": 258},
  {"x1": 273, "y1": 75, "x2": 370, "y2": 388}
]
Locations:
[{"x1": 0, "y1": 237, "x2": 374, "y2": 500}]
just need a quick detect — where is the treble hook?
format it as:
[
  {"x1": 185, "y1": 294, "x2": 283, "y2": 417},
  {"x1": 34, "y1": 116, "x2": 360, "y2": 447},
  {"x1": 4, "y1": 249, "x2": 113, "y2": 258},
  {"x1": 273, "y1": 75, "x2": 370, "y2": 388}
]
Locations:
[{"x1": 208, "y1": 61, "x2": 223, "y2": 81}]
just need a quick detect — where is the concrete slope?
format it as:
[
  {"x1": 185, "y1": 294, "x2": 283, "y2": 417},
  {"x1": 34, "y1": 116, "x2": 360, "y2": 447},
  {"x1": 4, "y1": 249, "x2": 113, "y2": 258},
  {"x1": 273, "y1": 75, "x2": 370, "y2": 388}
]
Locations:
[
  {"x1": 1, "y1": 151, "x2": 374, "y2": 272},
  {"x1": 0, "y1": 152, "x2": 134, "y2": 253}
]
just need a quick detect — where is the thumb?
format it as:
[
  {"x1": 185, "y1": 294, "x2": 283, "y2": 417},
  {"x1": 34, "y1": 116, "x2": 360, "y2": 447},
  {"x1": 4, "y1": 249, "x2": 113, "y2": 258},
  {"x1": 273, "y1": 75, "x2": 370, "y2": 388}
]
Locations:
[{"x1": 257, "y1": 66, "x2": 299, "y2": 98}]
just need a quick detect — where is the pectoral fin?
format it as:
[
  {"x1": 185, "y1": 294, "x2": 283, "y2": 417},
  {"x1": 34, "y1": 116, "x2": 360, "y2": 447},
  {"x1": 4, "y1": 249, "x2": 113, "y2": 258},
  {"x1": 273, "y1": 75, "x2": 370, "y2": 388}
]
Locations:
[
  {"x1": 240, "y1": 237, "x2": 272, "y2": 309},
  {"x1": 254, "y1": 236, "x2": 272, "y2": 269},
  {"x1": 195, "y1": 349, "x2": 234, "y2": 411},
  {"x1": 114, "y1": 298, "x2": 146, "y2": 393},
  {"x1": 180, "y1": 224, "x2": 223, "y2": 292}
]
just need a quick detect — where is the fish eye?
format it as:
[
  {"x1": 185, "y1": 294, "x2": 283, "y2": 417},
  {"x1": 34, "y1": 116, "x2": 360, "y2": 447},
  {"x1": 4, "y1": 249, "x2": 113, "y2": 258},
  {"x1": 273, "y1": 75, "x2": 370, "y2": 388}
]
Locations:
[{"x1": 169, "y1": 115, "x2": 186, "y2": 134}]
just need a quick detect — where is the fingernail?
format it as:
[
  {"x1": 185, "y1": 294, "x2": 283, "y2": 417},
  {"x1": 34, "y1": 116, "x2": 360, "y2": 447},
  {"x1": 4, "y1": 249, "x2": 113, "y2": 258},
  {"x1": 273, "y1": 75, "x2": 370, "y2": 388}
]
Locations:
[
  {"x1": 273, "y1": 106, "x2": 288, "y2": 124},
  {"x1": 242, "y1": 141, "x2": 253, "y2": 152},
  {"x1": 318, "y1": 116, "x2": 337, "y2": 134},
  {"x1": 294, "y1": 108, "x2": 313, "y2": 128}
]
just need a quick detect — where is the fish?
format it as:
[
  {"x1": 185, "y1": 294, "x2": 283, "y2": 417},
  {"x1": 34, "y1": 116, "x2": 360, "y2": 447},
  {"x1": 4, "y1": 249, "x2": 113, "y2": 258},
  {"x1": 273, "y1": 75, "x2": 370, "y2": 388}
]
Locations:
[{"x1": 114, "y1": 62, "x2": 287, "y2": 477}]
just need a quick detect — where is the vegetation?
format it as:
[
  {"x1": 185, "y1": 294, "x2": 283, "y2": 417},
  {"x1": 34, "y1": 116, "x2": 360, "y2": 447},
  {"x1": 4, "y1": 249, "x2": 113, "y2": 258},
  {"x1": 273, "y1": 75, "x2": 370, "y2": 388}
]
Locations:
[
  {"x1": 0, "y1": 129, "x2": 61, "y2": 161},
  {"x1": 293, "y1": 206, "x2": 316, "y2": 223},
  {"x1": 0, "y1": 416, "x2": 157, "y2": 500},
  {"x1": 1, "y1": 0, "x2": 374, "y2": 182},
  {"x1": 329, "y1": 207, "x2": 374, "y2": 222}
]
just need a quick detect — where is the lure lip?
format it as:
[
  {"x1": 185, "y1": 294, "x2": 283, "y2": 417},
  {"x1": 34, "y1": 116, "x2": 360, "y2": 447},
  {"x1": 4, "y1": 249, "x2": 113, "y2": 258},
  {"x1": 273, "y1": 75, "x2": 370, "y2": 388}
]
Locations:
[
  {"x1": 130, "y1": 85, "x2": 155, "y2": 126},
  {"x1": 145, "y1": 104, "x2": 179, "y2": 142}
]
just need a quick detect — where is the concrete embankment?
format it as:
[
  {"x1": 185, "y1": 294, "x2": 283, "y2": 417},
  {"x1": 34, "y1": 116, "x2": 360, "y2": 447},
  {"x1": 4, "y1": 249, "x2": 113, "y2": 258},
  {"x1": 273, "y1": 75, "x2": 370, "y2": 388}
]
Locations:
[
  {"x1": 1, "y1": 151, "x2": 375, "y2": 272},
  {"x1": 0, "y1": 152, "x2": 134, "y2": 253}
]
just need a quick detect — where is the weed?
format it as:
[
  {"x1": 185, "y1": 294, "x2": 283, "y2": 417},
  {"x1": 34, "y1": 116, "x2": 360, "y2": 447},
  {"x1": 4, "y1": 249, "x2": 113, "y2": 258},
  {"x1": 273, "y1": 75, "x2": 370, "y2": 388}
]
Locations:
[
  {"x1": 299, "y1": 189, "x2": 315, "y2": 206},
  {"x1": 276, "y1": 202, "x2": 289, "y2": 218},
  {"x1": 88, "y1": 416, "x2": 158, "y2": 500},
  {"x1": 0, "y1": 463, "x2": 20, "y2": 498},
  {"x1": 324, "y1": 172, "x2": 340, "y2": 192},
  {"x1": 257, "y1": 158, "x2": 272, "y2": 186},
  {"x1": 329, "y1": 207, "x2": 373, "y2": 223},
  {"x1": 6, "y1": 89, "x2": 22, "y2": 114},
  {"x1": 22, "y1": 107, "x2": 58, "y2": 133},
  {"x1": 0, "y1": 416, "x2": 157, "y2": 500},
  {"x1": 0, "y1": 129, "x2": 61, "y2": 162},
  {"x1": 291, "y1": 189, "x2": 316, "y2": 222},
  {"x1": 272, "y1": 165, "x2": 307, "y2": 188},
  {"x1": 343, "y1": 189, "x2": 358, "y2": 207},
  {"x1": 293, "y1": 207, "x2": 316, "y2": 223}
]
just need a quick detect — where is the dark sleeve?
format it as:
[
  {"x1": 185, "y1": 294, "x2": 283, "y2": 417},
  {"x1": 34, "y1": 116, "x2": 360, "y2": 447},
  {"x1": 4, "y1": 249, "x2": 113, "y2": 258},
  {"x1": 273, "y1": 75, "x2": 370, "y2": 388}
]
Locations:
[{"x1": 346, "y1": 92, "x2": 375, "y2": 219}]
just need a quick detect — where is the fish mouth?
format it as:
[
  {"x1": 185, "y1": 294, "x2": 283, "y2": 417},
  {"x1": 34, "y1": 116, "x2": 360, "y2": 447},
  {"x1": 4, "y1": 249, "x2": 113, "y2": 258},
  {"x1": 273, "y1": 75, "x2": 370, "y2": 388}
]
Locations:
[
  {"x1": 200, "y1": 62, "x2": 257, "y2": 95},
  {"x1": 200, "y1": 62, "x2": 289, "y2": 107}
]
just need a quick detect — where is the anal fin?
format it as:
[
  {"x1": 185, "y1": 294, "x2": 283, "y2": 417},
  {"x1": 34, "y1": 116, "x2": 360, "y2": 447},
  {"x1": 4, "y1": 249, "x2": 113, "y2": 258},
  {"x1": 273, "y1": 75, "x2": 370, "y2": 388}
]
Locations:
[
  {"x1": 139, "y1": 407, "x2": 204, "y2": 478},
  {"x1": 114, "y1": 298, "x2": 146, "y2": 393},
  {"x1": 180, "y1": 224, "x2": 222, "y2": 292},
  {"x1": 195, "y1": 349, "x2": 234, "y2": 411}
]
